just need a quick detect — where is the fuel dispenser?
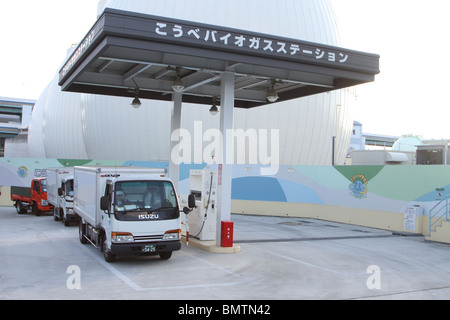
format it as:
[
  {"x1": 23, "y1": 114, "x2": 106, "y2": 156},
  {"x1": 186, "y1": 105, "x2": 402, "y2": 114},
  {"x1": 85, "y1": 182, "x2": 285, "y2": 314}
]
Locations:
[{"x1": 187, "y1": 167, "x2": 218, "y2": 241}]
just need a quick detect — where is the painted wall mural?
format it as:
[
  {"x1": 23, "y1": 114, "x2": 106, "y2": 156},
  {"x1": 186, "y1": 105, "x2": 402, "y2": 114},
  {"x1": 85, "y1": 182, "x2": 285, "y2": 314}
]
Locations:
[
  {"x1": 230, "y1": 164, "x2": 450, "y2": 217},
  {"x1": 1, "y1": 158, "x2": 449, "y2": 218}
]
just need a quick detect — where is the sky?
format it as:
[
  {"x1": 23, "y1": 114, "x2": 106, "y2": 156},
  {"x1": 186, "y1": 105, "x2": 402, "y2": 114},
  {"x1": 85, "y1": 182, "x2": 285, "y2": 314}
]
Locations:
[
  {"x1": 330, "y1": 0, "x2": 450, "y2": 140},
  {"x1": 0, "y1": 0, "x2": 449, "y2": 140}
]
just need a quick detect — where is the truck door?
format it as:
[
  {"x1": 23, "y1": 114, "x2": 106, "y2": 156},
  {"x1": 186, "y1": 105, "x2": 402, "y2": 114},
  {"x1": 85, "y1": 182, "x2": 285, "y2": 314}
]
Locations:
[
  {"x1": 32, "y1": 180, "x2": 40, "y2": 196},
  {"x1": 104, "y1": 180, "x2": 113, "y2": 212}
]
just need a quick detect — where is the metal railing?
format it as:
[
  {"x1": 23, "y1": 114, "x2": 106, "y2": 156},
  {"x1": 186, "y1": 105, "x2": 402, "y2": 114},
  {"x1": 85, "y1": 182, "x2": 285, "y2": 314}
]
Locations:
[{"x1": 429, "y1": 196, "x2": 450, "y2": 236}]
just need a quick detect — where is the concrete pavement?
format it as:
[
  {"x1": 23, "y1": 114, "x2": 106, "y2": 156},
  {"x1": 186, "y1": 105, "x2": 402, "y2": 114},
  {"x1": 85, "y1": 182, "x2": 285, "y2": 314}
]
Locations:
[{"x1": 1, "y1": 206, "x2": 450, "y2": 300}]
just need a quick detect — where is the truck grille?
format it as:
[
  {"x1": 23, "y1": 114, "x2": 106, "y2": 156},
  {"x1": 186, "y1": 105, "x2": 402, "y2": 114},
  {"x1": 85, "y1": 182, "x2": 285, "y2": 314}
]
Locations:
[{"x1": 134, "y1": 235, "x2": 163, "y2": 242}]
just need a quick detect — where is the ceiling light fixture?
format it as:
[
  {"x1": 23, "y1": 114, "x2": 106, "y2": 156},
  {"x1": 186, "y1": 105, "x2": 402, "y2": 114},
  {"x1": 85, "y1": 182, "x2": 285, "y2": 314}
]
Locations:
[
  {"x1": 266, "y1": 79, "x2": 279, "y2": 103},
  {"x1": 130, "y1": 78, "x2": 142, "y2": 108},
  {"x1": 209, "y1": 97, "x2": 219, "y2": 115},
  {"x1": 131, "y1": 95, "x2": 142, "y2": 108}
]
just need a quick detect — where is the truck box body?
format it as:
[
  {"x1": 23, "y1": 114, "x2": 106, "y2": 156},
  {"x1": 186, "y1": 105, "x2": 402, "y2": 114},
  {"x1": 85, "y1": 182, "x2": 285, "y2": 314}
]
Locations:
[
  {"x1": 74, "y1": 166, "x2": 103, "y2": 227},
  {"x1": 11, "y1": 186, "x2": 31, "y2": 198},
  {"x1": 74, "y1": 166, "x2": 183, "y2": 262}
]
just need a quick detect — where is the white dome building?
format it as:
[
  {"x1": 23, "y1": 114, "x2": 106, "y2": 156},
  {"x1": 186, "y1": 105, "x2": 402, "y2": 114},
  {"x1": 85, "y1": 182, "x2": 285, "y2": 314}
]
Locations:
[
  {"x1": 392, "y1": 135, "x2": 423, "y2": 152},
  {"x1": 27, "y1": 0, "x2": 353, "y2": 165}
]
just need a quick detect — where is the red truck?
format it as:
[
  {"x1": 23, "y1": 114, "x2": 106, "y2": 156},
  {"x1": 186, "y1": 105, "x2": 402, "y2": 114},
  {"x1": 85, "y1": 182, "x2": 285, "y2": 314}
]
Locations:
[{"x1": 11, "y1": 178, "x2": 53, "y2": 216}]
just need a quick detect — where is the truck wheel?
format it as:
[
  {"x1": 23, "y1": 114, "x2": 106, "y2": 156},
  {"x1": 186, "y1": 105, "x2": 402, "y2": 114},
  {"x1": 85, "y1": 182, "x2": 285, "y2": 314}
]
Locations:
[
  {"x1": 79, "y1": 221, "x2": 88, "y2": 245},
  {"x1": 16, "y1": 202, "x2": 26, "y2": 215},
  {"x1": 32, "y1": 202, "x2": 41, "y2": 216},
  {"x1": 102, "y1": 237, "x2": 116, "y2": 263},
  {"x1": 160, "y1": 252, "x2": 172, "y2": 260},
  {"x1": 63, "y1": 215, "x2": 70, "y2": 227},
  {"x1": 53, "y1": 208, "x2": 59, "y2": 221}
]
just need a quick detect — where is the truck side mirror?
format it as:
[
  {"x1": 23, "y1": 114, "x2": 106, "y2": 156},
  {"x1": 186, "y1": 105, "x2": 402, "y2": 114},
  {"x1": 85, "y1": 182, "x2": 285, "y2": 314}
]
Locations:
[
  {"x1": 100, "y1": 196, "x2": 110, "y2": 211},
  {"x1": 58, "y1": 188, "x2": 63, "y2": 196},
  {"x1": 188, "y1": 194, "x2": 196, "y2": 209}
]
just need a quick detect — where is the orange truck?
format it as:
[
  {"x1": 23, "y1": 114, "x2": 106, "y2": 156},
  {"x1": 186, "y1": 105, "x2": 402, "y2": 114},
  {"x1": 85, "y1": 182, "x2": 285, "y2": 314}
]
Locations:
[{"x1": 11, "y1": 178, "x2": 53, "y2": 216}]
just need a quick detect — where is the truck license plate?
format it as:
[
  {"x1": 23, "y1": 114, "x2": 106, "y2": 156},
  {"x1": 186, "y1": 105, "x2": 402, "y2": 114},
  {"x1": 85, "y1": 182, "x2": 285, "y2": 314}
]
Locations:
[{"x1": 142, "y1": 245, "x2": 156, "y2": 253}]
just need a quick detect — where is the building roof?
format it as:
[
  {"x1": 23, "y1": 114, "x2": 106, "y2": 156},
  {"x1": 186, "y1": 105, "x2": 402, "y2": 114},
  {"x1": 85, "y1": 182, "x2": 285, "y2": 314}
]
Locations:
[
  {"x1": 59, "y1": 8, "x2": 380, "y2": 109},
  {"x1": 0, "y1": 97, "x2": 35, "y2": 139}
]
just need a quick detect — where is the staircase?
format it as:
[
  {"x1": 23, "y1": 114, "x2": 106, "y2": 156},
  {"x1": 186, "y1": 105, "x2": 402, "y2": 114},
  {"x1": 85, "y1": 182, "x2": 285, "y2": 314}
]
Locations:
[{"x1": 426, "y1": 196, "x2": 450, "y2": 243}]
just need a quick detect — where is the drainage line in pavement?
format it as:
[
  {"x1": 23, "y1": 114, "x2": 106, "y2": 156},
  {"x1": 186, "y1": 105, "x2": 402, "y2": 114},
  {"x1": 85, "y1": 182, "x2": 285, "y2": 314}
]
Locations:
[{"x1": 234, "y1": 234, "x2": 399, "y2": 244}]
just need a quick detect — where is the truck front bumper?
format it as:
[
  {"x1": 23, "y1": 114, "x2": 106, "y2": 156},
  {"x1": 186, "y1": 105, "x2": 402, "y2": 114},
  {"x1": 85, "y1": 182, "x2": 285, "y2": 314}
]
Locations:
[
  {"x1": 40, "y1": 206, "x2": 53, "y2": 212},
  {"x1": 110, "y1": 241, "x2": 181, "y2": 256},
  {"x1": 65, "y1": 212, "x2": 80, "y2": 222}
]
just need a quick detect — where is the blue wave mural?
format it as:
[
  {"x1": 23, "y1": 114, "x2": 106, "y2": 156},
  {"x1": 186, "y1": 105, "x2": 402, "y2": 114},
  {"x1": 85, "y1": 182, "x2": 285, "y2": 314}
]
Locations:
[
  {"x1": 231, "y1": 176, "x2": 323, "y2": 204},
  {"x1": 277, "y1": 178, "x2": 324, "y2": 204},
  {"x1": 232, "y1": 177, "x2": 287, "y2": 202}
]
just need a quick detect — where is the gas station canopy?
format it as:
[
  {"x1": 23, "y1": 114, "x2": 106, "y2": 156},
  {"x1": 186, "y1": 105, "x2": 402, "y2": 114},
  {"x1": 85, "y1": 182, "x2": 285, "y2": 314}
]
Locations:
[
  {"x1": 57, "y1": 8, "x2": 380, "y2": 248},
  {"x1": 59, "y1": 8, "x2": 380, "y2": 108}
]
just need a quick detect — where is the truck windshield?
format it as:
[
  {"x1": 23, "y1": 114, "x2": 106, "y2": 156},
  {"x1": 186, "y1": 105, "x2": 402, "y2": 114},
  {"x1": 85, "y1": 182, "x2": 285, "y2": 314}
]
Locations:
[
  {"x1": 65, "y1": 180, "x2": 74, "y2": 197},
  {"x1": 113, "y1": 181, "x2": 179, "y2": 221}
]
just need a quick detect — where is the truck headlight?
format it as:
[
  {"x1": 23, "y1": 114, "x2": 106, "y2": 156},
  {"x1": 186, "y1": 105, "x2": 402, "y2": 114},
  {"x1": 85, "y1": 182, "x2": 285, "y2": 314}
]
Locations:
[
  {"x1": 41, "y1": 199, "x2": 48, "y2": 206},
  {"x1": 111, "y1": 232, "x2": 134, "y2": 243},
  {"x1": 163, "y1": 229, "x2": 181, "y2": 241}
]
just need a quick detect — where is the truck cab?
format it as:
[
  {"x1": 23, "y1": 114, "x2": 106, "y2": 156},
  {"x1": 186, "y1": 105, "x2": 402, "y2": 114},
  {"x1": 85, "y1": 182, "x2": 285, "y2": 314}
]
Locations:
[
  {"x1": 57, "y1": 176, "x2": 76, "y2": 226},
  {"x1": 102, "y1": 178, "x2": 181, "y2": 261},
  {"x1": 31, "y1": 178, "x2": 51, "y2": 214},
  {"x1": 47, "y1": 167, "x2": 77, "y2": 226}
]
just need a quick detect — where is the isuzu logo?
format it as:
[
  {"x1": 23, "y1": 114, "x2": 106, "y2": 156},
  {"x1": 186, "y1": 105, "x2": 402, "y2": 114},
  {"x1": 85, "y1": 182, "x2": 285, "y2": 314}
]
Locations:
[{"x1": 138, "y1": 213, "x2": 159, "y2": 220}]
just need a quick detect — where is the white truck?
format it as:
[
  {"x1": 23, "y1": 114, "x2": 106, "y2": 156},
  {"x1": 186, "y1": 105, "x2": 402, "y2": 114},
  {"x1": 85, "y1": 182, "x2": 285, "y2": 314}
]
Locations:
[
  {"x1": 74, "y1": 166, "x2": 195, "y2": 262},
  {"x1": 47, "y1": 167, "x2": 76, "y2": 226}
]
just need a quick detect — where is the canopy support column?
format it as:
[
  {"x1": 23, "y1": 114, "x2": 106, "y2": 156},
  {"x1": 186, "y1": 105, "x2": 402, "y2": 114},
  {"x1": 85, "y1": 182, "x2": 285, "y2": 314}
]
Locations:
[
  {"x1": 169, "y1": 91, "x2": 182, "y2": 191},
  {"x1": 216, "y1": 71, "x2": 235, "y2": 247}
]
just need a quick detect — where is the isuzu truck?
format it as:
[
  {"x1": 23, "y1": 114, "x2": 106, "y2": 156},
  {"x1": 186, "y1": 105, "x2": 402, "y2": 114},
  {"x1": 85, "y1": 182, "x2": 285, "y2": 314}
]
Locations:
[
  {"x1": 47, "y1": 167, "x2": 76, "y2": 226},
  {"x1": 74, "y1": 166, "x2": 194, "y2": 262},
  {"x1": 11, "y1": 178, "x2": 53, "y2": 215}
]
